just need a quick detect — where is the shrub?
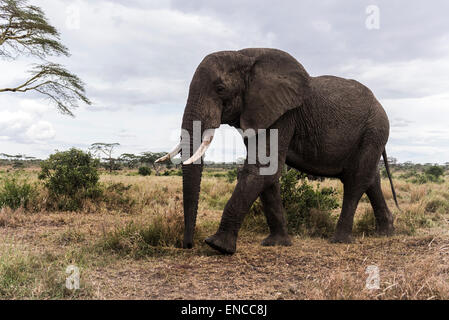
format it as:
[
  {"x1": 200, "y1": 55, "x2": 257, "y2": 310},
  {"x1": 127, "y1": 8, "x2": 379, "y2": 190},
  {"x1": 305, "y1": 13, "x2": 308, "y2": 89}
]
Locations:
[
  {"x1": 0, "y1": 174, "x2": 36, "y2": 210},
  {"x1": 425, "y1": 166, "x2": 444, "y2": 179},
  {"x1": 281, "y1": 170, "x2": 339, "y2": 237},
  {"x1": 226, "y1": 169, "x2": 238, "y2": 183},
  {"x1": 399, "y1": 170, "x2": 419, "y2": 180},
  {"x1": 246, "y1": 169, "x2": 340, "y2": 237},
  {"x1": 212, "y1": 172, "x2": 226, "y2": 178},
  {"x1": 38, "y1": 148, "x2": 101, "y2": 211},
  {"x1": 162, "y1": 169, "x2": 182, "y2": 176},
  {"x1": 410, "y1": 173, "x2": 443, "y2": 184},
  {"x1": 167, "y1": 169, "x2": 182, "y2": 176},
  {"x1": 402, "y1": 166, "x2": 445, "y2": 184},
  {"x1": 138, "y1": 166, "x2": 152, "y2": 176}
]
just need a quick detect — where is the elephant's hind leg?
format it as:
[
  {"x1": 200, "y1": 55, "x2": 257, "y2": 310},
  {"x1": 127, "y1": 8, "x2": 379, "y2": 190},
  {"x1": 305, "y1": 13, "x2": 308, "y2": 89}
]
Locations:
[
  {"x1": 260, "y1": 181, "x2": 292, "y2": 247},
  {"x1": 366, "y1": 171, "x2": 395, "y2": 236},
  {"x1": 331, "y1": 146, "x2": 381, "y2": 243},
  {"x1": 331, "y1": 184, "x2": 366, "y2": 243}
]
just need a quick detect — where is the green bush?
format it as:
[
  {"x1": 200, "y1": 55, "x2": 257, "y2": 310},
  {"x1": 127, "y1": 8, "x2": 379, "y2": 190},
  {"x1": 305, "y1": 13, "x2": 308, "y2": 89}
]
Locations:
[
  {"x1": 399, "y1": 170, "x2": 418, "y2": 180},
  {"x1": 425, "y1": 166, "x2": 445, "y2": 179},
  {"x1": 212, "y1": 173, "x2": 226, "y2": 178},
  {"x1": 410, "y1": 173, "x2": 443, "y2": 184},
  {"x1": 0, "y1": 175, "x2": 36, "y2": 210},
  {"x1": 281, "y1": 170, "x2": 339, "y2": 237},
  {"x1": 138, "y1": 166, "x2": 152, "y2": 176},
  {"x1": 246, "y1": 169, "x2": 340, "y2": 237},
  {"x1": 38, "y1": 148, "x2": 101, "y2": 211},
  {"x1": 400, "y1": 166, "x2": 445, "y2": 184},
  {"x1": 162, "y1": 169, "x2": 182, "y2": 176},
  {"x1": 226, "y1": 169, "x2": 238, "y2": 183},
  {"x1": 163, "y1": 169, "x2": 182, "y2": 176}
]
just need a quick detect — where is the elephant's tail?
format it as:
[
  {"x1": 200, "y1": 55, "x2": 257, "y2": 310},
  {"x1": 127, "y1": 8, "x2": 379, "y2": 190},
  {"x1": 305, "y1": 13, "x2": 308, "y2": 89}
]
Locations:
[{"x1": 382, "y1": 150, "x2": 400, "y2": 209}]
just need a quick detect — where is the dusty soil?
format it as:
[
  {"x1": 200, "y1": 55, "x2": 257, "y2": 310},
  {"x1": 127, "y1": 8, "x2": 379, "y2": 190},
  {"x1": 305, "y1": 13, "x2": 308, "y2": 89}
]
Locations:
[{"x1": 2, "y1": 209, "x2": 448, "y2": 300}]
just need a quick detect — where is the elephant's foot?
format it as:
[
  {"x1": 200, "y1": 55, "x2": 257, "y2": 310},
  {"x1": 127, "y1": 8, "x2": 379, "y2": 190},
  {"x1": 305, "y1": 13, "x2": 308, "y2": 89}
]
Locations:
[
  {"x1": 205, "y1": 232, "x2": 237, "y2": 255},
  {"x1": 261, "y1": 233, "x2": 292, "y2": 247},
  {"x1": 330, "y1": 232, "x2": 353, "y2": 244},
  {"x1": 375, "y1": 222, "x2": 395, "y2": 237}
]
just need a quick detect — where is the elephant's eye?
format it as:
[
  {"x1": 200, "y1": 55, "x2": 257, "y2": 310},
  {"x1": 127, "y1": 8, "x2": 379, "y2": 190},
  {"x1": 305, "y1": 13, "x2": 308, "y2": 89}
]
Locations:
[{"x1": 216, "y1": 84, "x2": 226, "y2": 94}]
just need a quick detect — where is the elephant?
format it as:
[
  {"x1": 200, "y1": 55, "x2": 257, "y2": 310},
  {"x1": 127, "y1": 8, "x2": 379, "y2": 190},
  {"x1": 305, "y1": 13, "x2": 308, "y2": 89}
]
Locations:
[{"x1": 156, "y1": 48, "x2": 399, "y2": 254}]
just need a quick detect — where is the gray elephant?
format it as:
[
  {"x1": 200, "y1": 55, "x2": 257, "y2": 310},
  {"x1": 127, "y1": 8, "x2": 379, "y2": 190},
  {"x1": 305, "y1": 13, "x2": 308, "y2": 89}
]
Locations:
[{"x1": 157, "y1": 48, "x2": 398, "y2": 254}]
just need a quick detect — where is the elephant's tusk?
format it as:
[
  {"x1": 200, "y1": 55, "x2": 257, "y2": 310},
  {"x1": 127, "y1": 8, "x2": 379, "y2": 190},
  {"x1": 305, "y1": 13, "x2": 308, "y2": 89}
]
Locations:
[
  {"x1": 183, "y1": 130, "x2": 215, "y2": 165},
  {"x1": 155, "y1": 142, "x2": 182, "y2": 163}
]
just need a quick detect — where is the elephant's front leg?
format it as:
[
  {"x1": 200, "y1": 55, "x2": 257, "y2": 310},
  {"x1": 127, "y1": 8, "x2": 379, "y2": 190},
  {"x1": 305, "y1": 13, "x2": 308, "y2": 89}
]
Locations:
[
  {"x1": 205, "y1": 117, "x2": 294, "y2": 254},
  {"x1": 260, "y1": 181, "x2": 292, "y2": 247},
  {"x1": 205, "y1": 166, "x2": 271, "y2": 254}
]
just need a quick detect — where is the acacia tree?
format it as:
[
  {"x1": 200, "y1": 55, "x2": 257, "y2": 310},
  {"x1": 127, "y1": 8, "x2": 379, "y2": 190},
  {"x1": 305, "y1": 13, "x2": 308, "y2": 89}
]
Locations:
[
  {"x1": 89, "y1": 143, "x2": 120, "y2": 172},
  {"x1": 140, "y1": 151, "x2": 167, "y2": 175},
  {"x1": 0, "y1": 0, "x2": 90, "y2": 115},
  {"x1": 119, "y1": 153, "x2": 140, "y2": 169}
]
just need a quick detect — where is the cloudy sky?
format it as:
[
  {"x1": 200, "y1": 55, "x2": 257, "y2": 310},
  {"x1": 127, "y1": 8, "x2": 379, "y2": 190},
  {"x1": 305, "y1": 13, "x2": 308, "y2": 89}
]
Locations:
[{"x1": 1, "y1": 0, "x2": 449, "y2": 163}]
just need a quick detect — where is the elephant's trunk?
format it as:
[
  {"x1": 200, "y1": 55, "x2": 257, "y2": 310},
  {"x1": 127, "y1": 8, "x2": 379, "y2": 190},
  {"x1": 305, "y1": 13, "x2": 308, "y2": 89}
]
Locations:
[
  {"x1": 182, "y1": 162, "x2": 203, "y2": 248},
  {"x1": 179, "y1": 78, "x2": 221, "y2": 248},
  {"x1": 181, "y1": 97, "x2": 205, "y2": 249}
]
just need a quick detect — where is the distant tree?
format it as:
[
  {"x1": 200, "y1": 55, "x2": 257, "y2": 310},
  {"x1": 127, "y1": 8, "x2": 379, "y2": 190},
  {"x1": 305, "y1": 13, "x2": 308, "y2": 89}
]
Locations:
[
  {"x1": 140, "y1": 151, "x2": 166, "y2": 175},
  {"x1": 388, "y1": 157, "x2": 398, "y2": 166},
  {"x1": 0, "y1": 153, "x2": 26, "y2": 167},
  {"x1": 89, "y1": 143, "x2": 120, "y2": 172},
  {"x1": 171, "y1": 158, "x2": 182, "y2": 168},
  {"x1": 0, "y1": 153, "x2": 14, "y2": 161},
  {"x1": 0, "y1": 0, "x2": 90, "y2": 115},
  {"x1": 402, "y1": 161, "x2": 414, "y2": 169},
  {"x1": 119, "y1": 153, "x2": 140, "y2": 169}
]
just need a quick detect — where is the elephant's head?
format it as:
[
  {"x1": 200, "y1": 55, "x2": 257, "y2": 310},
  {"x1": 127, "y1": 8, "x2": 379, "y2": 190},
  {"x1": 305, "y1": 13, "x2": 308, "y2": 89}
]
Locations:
[{"x1": 157, "y1": 48, "x2": 310, "y2": 249}]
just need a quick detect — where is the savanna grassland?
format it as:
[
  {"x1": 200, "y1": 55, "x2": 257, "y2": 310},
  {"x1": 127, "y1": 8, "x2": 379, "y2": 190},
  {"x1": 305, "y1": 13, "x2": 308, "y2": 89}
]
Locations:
[{"x1": 1, "y1": 166, "x2": 449, "y2": 300}]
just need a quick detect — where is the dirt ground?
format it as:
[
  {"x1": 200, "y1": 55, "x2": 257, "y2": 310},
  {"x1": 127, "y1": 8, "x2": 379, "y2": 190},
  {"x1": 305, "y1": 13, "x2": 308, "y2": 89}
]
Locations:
[{"x1": 1, "y1": 208, "x2": 448, "y2": 300}]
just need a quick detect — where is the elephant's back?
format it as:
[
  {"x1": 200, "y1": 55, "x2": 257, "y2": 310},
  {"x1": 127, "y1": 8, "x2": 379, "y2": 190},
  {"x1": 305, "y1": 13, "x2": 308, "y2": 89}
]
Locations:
[
  {"x1": 312, "y1": 75, "x2": 389, "y2": 138},
  {"x1": 293, "y1": 75, "x2": 389, "y2": 165},
  {"x1": 307, "y1": 75, "x2": 388, "y2": 128},
  {"x1": 309, "y1": 76, "x2": 378, "y2": 112}
]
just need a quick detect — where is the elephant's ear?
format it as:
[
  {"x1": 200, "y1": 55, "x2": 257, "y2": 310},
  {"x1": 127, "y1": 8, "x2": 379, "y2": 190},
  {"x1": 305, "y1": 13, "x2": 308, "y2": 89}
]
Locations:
[{"x1": 240, "y1": 50, "x2": 310, "y2": 132}]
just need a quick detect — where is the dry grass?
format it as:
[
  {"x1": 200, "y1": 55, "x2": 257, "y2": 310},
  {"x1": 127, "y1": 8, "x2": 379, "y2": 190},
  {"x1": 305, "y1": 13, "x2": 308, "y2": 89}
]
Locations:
[{"x1": 0, "y1": 167, "x2": 448, "y2": 300}]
